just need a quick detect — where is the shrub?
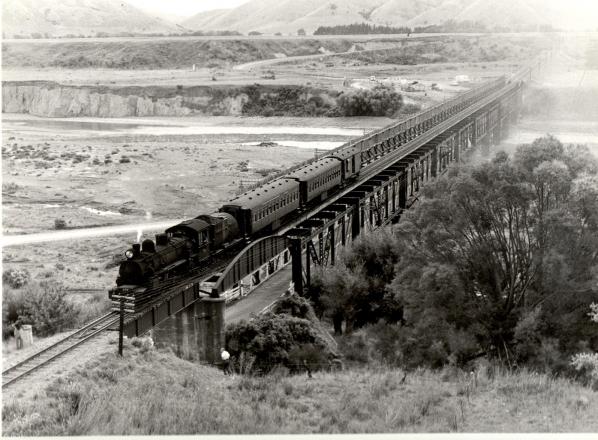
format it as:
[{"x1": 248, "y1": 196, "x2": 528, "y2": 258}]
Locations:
[
  {"x1": 54, "y1": 219, "x2": 67, "y2": 230},
  {"x1": 271, "y1": 294, "x2": 313, "y2": 320},
  {"x1": 337, "y1": 331, "x2": 371, "y2": 365},
  {"x1": 288, "y1": 343, "x2": 329, "y2": 372},
  {"x1": 570, "y1": 353, "x2": 598, "y2": 389},
  {"x1": 2, "y1": 288, "x2": 27, "y2": 339},
  {"x1": 76, "y1": 291, "x2": 112, "y2": 326},
  {"x1": 401, "y1": 102, "x2": 422, "y2": 114},
  {"x1": 3, "y1": 268, "x2": 31, "y2": 289},
  {"x1": 225, "y1": 313, "x2": 334, "y2": 374},
  {"x1": 338, "y1": 85, "x2": 403, "y2": 117},
  {"x1": 5, "y1": 281, "x2": 78, "y2": 336}
]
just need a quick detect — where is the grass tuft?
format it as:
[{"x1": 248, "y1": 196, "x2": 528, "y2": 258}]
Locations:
[{"x1": 3, "y1": 349, "x2": 598, "y2": 435}]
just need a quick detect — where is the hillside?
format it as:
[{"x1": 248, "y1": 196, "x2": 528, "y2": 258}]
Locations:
[
  {"x1": 183, "y1": 0, "x2": 596, "y2": 34},
  {"x1": 369, "y1": 0, "x2": 445, "y2": 26},
  {"x1": 2, "y1": 344, "x2": 597, "y2": 434},
  {"x1": 1, "y1": 0, "x2": 183, "y2": 38}
]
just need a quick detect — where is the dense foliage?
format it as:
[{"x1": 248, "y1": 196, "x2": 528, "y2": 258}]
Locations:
[
  {"x1": 240, "y1": 85, "x2": 338, "y2": 117},
  {"x1": 313, "y1": 20, "x2": 556, "y2": 36},
  {"x1": 308, "y1": 229, "x2": 403, "y2": 334},
  {"x1": 314, "y1": 23, "x2": 411, "y2": 35},
  {"x1": 3, "y1": 268, "x2": 31, "y2": 289},
  {"x1": 225, "y1": 295, "x2": 337, "y2": 374},
  {"x1": 338, "y1": 85, "x2": 403, "y2": 117},
  {"x1": 3, "y1": 281, "x2": 78, "y2": 337},
  {"x1": 316, "y1": 136, "x2": 598, "y2": 374}
]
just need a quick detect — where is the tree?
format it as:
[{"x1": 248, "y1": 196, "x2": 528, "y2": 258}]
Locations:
[
  {"x1": 297, "y1": 28, "x2": 306, "y2": 36},
  {"x1": 311, "y1": 229, "x2": 403, "y2": 334},
  {"x1": 391, "y1": 136, "x2": 598, "y2": 369},
  {"x1": 311, "y1": 265, "x2": 368, "y2": 334}
]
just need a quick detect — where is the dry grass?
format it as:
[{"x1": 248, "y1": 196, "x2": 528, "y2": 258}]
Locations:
[
  {"x1": 2, "y1": 38, "x2": 354, "y2": 69},
  {"x1": 2, "y1": 346, "x2": 597, "y2": 435}
]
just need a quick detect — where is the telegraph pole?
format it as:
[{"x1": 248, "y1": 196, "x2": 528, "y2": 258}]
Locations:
[{"x1": 119, "y1": 297, "x2": 125, "y2": 356}]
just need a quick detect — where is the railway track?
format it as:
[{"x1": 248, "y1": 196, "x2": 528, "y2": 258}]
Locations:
[{"x1": 2, "y1": 312, "x2": 120, "y2": 389}]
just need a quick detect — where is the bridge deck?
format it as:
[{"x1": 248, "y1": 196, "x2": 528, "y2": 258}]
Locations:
[{"x1": 224, "y1": 264, "x2": 292, "y2": 324}]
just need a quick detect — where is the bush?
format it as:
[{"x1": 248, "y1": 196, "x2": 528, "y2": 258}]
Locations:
[
  {"x1": 54, "y1": 219, "x2": 67, "y2": 230},
  {"x1": 401, "y1": 103, "x2": 422, "y2": 114},
  {"x1": 271, "y1": 294, "x2": 313, "y2": 320},
  {"x1": 338, "y1": 85, "x2": 403, "y2": 117},
  {"x1": 76, "y1": 291, "x2": 112, "y2": 326},
  {"x1": 3, "y1": 268, "x2": 31, "y2": 289},
  {"x1": 337, "y1": 331, "x2": 371, "y2": 365},
  {"x1": 240, "y1": 85, "x2": 337, "y2": 117},
  {"x1": 2, "y1": 288, "x2": 27, "y2": 339},
  {"x1": 4, "y1": 281, "x2": 78, "y2": 337},
  {"x1": 570, "y1": 353, "x2": 598, "y2": 389},
  {"x1": 225, "y1": 313, "x2": 334, "y2": 374}
]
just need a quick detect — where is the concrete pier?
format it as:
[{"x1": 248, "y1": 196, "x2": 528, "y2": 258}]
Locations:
[{"x1": 152, "y1": 296, "x2": 226, "y2": 364}]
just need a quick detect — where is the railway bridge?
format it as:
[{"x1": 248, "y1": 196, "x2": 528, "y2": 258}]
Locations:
[{"x1": 118, "y1": 58, "x2": 547, "y2": 365}]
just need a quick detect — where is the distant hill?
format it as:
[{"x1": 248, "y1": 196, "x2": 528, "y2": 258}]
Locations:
[
  {"x1": 4, "y1": 0, "x2": 595, "y2": 39},
  {"x1": 2, "y1": 0, "x2": 184, "y2": 38},
  {"x1": 183, "y1": 0, "x2": 597, "y2": 34}
]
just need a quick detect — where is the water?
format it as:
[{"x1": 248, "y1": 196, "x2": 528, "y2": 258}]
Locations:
[
  {"x1": 5, "y1": 119, "x2": 144, "y2": 132},
  {"x1": 2, "y1": 116, "x2": 363, "y2": 138}
]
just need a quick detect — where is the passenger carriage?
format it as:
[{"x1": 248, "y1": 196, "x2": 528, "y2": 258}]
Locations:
[{"x1": 221, "y1": 178, "x2": 300, "y2": 237}]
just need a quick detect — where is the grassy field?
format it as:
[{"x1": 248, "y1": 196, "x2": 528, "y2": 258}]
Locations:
[{"x1": 2, "y1": 343, "x2": 597, "y2": 435}]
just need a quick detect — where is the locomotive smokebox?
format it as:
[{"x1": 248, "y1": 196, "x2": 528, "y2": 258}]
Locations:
[{"x1": 132, "y1": 243, "x2": 141, "y2": 257}]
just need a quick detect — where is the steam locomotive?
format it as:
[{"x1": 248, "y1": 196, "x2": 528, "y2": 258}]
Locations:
[{"x1": 114, "y1": 151, "x2": 360, "y2": 292}]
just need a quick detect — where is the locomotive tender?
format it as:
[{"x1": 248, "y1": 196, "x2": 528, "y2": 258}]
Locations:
[{"x1": 113, "y1": 75, "x2": 509, "y2": 302}]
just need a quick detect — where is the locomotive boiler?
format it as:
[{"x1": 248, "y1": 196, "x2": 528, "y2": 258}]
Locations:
[{"x1": 116, "y1": 212, "x2": 239, "y2": 287}]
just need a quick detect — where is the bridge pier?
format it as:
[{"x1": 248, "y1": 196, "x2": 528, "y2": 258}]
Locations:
[
  {"x1": 152, "y1": 296, "x2": 225, "y2": 365},
  {"x1": 197, "y1": 297, "x2": 226, "y2": 364}
]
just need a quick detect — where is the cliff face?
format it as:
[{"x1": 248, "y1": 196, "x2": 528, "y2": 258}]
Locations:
[
  {"x1": 2, "y1": 82, "x2": 339, "y2": 118},
  {"x1": 2, "y1": 83, "x2": 250, "y2": 117}
]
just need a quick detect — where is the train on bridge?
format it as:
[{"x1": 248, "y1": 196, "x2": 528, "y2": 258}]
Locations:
[{"x1": 111, "y1": 73, "x2": 521, "y2": 310}]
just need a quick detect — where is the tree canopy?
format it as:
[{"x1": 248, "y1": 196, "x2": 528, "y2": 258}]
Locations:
[{"x1": 316, "y1": 136, "x2": 598, "y2": 372}]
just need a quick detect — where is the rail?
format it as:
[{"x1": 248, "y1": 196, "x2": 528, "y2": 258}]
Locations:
[{"x1": 2, "y1": 312, "x2": 120, "y2": 389}]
